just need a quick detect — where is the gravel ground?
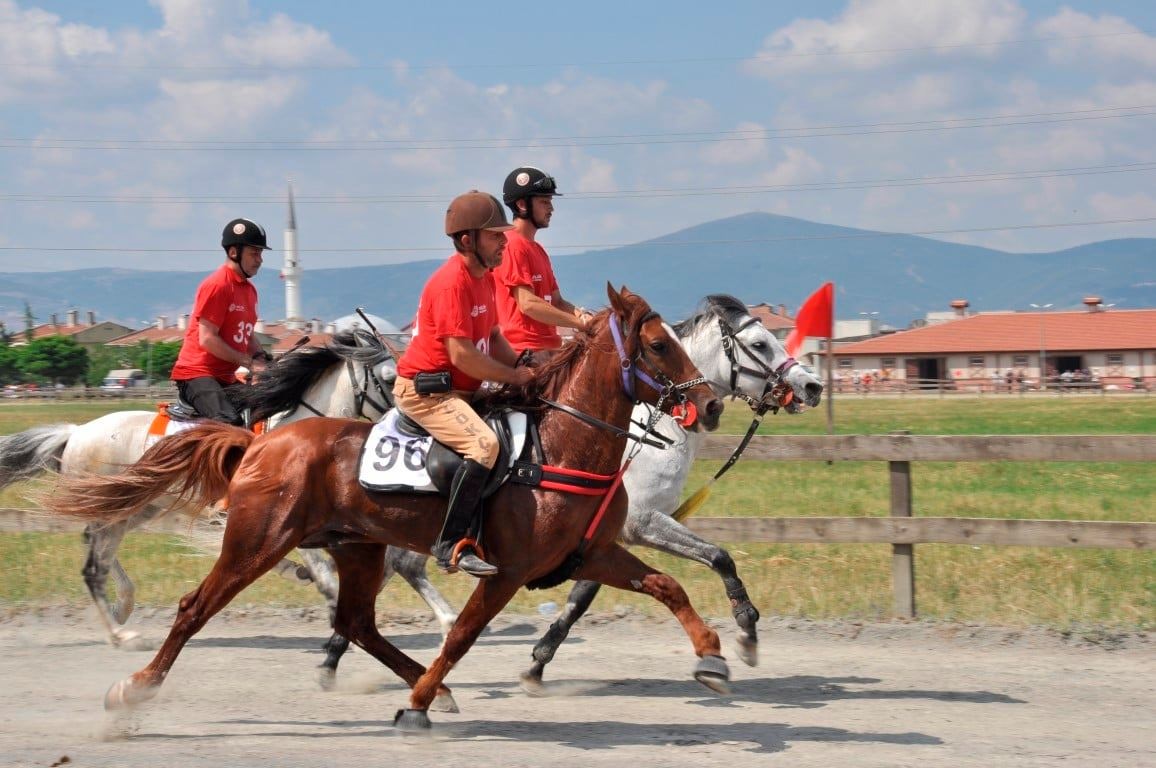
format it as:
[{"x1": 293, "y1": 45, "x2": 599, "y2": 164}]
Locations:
[{"x1": 1, "y1": 605, "x2": 1152, "y2": 768}]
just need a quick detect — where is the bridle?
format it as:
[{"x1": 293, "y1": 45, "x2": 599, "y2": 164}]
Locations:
[
  {"x1": 717, "y1": 314, "x2": 798, "y2": 415},
  {"x1": 289, "y1": 333, "x2": 394, "y2": 421},
  {"x1": 540, "y1": 309, "x2": 707, "y2": 450}
]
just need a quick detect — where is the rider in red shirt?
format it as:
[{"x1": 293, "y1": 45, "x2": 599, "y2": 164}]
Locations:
[
  {"x1": 394, "y1": 191, "x2": 534, "y2": 577},
  {"x1": 493, "y1": 167, "x2": 591, "y2": 357},
  {"x1": 170, "y1": 218, "x2": 271, "y2": 424}
]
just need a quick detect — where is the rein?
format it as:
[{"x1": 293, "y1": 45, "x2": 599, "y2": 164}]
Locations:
[{"x1": 533, "y1": 309, "x2": 709, "y2": 559}]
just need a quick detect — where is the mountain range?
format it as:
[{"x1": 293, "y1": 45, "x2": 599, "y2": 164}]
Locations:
[{"x1": 2, "y1": 212, "x2": 1153, "y2": 331}]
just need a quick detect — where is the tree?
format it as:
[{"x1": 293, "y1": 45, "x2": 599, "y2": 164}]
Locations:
[
  {"x1": 0, "y1": 343, "x2": 20, "y2": 385},
  {"x1": 19, "y1": 336, "x2": 89, "y2": 385},
  {"x1": 85, "y1": 345, "x2": 134, "y2": 387},
  {"x1": 133, "y1": 341, "x2": 181, "y2": 382}
]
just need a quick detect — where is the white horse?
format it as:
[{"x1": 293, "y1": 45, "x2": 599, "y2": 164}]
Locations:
[
  {"x1": 0, "y1": 329, "x2": 457, "y2": 648},
  {"x1": 310, "y1": 294, "x2": 824, "y2": 686}
]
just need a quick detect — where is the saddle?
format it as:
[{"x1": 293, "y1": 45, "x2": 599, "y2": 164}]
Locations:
[
  {"x1": 146, "y1": 399, "x2": 264, "y2": 450},
  {"x1": 357, "y1": 408, "x2": 528, "y2": 497}
]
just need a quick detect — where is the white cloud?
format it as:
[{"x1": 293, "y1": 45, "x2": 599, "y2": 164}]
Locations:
[
  {"x1": 1036, "y1": 8, "x2": 1156, "y2": 68},
  {"x1": 760, "y1": 146, "x2": 823, "y2": 186},
  {"x1": 702, "y1": 122, "x2": 768, "y2": 165},
  {"x1": 1088, "y1": 191, "x2": 1156, "y2": 220},
  {"x1": 744, "y1": 0, "x2": 1026, "y2": 77},
  {"x1": 152, "y1": 77, "x2": 300, "y2": 139}
]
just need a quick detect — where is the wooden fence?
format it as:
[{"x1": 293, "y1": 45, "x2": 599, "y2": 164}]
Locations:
[
  {"x1": 2, "y1": 433, "x2": 1153, "y2": 617},
  {"x1": 686, "y1": 433, "x2": 1155, "y2": 616}
]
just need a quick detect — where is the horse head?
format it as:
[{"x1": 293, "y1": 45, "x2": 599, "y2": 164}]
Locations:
[
  {"x1": 679, "y1": 294, "x2": 823, "y2": 414},
  {"x1": 604, "y1": 284, "x2": 724, "y2": 432}
]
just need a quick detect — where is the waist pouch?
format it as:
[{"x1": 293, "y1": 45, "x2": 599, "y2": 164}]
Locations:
[{"x1": 413, "y1": 371, "x2": 452, "y2": 396}]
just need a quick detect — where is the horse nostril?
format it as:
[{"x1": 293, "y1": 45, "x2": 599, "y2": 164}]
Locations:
[
  {"x1": 805, "y1": 382, "x2": 824, "y2": 404},
  {"x1": 706, "y1": 399, "x2": 724, "y2": 417}
]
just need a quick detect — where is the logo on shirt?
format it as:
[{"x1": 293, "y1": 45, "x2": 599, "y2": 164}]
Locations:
[
  {"x1": 229, "y1": 303, "x2": 248, "y2": 313},
  {"x1": 532, "y1": 274, "x2": 543, "y2": 282},
  {"x1": 470, "y1": 304, "x2": 489, "y2": 318}
]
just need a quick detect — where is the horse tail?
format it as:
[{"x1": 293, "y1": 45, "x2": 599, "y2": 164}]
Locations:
[
  {"x1": 45, "y1": 422, "x2": 256, "y2": 525},
  {"x1": 0, "y1": 424, "x2": 75, "y2": 490}
]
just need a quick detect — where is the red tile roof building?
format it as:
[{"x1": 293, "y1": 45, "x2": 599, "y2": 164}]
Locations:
[{"x1": 832, "y1": 303, "x2": 1156, "y2": 391}]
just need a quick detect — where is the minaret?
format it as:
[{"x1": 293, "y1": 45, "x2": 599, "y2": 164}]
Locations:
[{"x1": 282, "y1": 182, "x2": 304, "y2": 330}]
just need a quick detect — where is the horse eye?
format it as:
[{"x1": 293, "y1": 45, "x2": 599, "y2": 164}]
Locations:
[
  {"x1": 648, "y1": 340, "x2": 668, "y2": 354},
  {"x1": 751, "y1": 341, "x2": 768, "y2": 351}
]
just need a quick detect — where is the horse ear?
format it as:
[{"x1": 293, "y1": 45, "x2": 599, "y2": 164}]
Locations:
[{"x1": 606, "y1": 282, "x2": 626, "y2": 316}]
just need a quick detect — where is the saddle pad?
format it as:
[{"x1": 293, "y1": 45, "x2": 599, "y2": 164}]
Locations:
[
  {"x1": 358, "y1": 409, "x2": 439, "y2": 493},
  {"x1": 144, "y1": 412, "x2": 202, "y2": 451}
]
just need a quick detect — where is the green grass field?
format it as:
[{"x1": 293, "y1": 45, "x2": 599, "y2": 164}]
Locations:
[{"x1": 1, "y1": 396, "x2": 1153, "y2": 628}]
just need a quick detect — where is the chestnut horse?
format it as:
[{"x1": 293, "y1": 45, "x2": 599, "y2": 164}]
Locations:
[{"x1": 47, "y1": 286, "x2": 726, "y2": 732}]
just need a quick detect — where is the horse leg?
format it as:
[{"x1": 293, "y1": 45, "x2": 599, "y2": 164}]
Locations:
[
  {"x1": 397, "y1": 575, "x2": 522, "y2": 732},
  {"x1": 104, "y1": 515, "x2": 301, "y2": 711},
  {"x1": 81, "y1": 521, "x2": 146, "y2": 649},
  {"x1": 325, "y1": 545, "x2": 458, "y2": 714},
  {"x1": 386, "y1": 546, "x2": 458, "y2": 640},
  {"x1": 292, "y1": 547, "x2": 353, "y2": 690},
  {"x1": 632, "y1": 513, "x2": 760, "y2": 666},
  {"x1": 520, "y1": 579, "x2": 602, "y2": 692},
  {"x1": 575, "y1": 544, "x2": 730, "y2": 694}
]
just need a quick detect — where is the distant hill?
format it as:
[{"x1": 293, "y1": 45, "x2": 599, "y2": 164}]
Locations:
[{"x1": 2, "y1": 213, "x2": 1153, "y2": 330}]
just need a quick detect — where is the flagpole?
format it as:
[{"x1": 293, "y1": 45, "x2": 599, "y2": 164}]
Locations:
[{"x1": 825, "y1": 336, "x2": 834, "y2": 435}]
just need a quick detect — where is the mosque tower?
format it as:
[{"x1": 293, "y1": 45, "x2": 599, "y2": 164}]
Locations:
[{"x1": 282, "y1": 182, "x2": 305, "y2": 330}]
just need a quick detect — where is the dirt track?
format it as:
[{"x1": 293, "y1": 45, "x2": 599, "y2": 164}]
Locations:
[{"x1": 1, "y1": 606, "x2": 1152, "y2": 768}]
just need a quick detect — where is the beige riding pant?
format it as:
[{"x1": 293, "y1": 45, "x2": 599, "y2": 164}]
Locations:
[{"x1": 392, "y1": 376, "x2": 499, "y2": 469}]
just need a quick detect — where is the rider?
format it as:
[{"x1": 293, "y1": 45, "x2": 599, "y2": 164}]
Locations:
[
  {"x1": 170, "y1": 218, "x2": 272, "y2": 425},
  {"x1": 493, "y1": 167, "x2": 592, "y2": 358},
  {"x1": 393, "y1": 191, "x2": 535, "y2": 577}
]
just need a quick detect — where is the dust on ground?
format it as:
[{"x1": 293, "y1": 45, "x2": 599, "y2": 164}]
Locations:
[{"x1": 1, "y1": 605, "x2": 1152, "y2": 768}]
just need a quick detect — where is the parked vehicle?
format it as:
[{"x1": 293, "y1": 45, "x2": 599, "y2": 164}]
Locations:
[{"x1": 100, "y1": 369, "x2": 149, "y2": 391}]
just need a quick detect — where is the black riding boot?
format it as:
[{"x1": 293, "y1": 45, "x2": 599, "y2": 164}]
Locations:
[{"x1": 431, "y1": 459, "x2": 497, "y2": 577}]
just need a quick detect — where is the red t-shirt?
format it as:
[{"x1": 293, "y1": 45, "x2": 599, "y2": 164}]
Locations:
[
  {"x1": 492, "y1": 230, "x2": 562, "y2": 351},
  {"x1": 171, "y1": 264, "x2": 259, "y2": 382},
  {"x1": 397, "y1": 255, "x2": 498, "y2": 392}
]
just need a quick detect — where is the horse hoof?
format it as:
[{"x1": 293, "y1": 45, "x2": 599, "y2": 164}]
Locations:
[
  {"x1": 693, "y1": 655, "x2": 731, "y2": 695},
  {"x1": 519, "y1": 669, "x2": 546, "y2": 697},
  {"x1": 735, "y1": 632, "x2": 759, "y2": 667},
  {"x1": 430, "y1": 689, "x2": 459, "y2": 713},
  {"x1": 104, "y1": 678, "x2": 158, "y2": 711},
  {"x1": 317, "y1": 666, "x2": 337, "y2": 692},
  {"x1": 393, "y1": 708, "x2": 432, "y2": 733}
]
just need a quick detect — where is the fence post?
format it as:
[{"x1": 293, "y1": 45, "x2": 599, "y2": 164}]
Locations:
[{"x1": 889, "y1": 429, "x2": 916, "y2": 617}]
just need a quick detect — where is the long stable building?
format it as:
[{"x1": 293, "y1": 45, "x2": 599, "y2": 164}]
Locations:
[{"x1": 831, "y1": 298, "x2": 1156, "y2": 390}]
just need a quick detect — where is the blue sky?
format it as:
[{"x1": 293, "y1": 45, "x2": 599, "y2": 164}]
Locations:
[{"x1": 2, "y1": 0, "x2": 1155, "y2": 293}]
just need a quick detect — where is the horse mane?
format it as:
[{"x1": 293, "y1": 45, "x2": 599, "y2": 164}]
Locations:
[
  {"x1": 673, "y1": 293, "x2": 749, "y2": 339},
  {"x1": 236, "y1": 329, "x2": 392, "y2": 422},
  {"x1": 479, "y1": 291, "x2": 655, "y2": 410}
]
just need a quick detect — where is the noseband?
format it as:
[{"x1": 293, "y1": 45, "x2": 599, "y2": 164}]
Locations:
[
  {"x1": 610, "y1": 312, "x2": 707, "y2": 411},
  {"x1": 538, "y1": 310, "x2": 707, "y2": 449},
  {"x1": 718, "y1": 315, "x2": 798, "y2": 414}
]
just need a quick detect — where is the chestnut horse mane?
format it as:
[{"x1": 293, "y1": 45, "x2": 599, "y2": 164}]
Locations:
[{"x1": 479, "y1": 293, "x2": 651, "y2": 410}]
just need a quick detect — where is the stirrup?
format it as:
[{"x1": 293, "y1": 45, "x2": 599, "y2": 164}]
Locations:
[{"x1": 449, "y1": 538, "x2": 497, "y2": 577}]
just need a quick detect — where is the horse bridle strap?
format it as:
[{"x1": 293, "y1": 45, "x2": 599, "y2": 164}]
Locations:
[
  {"x1": 719, "y1": 315, "x2": 798, "y2": 411},
  {"x1": 609, "y1": 312, "x2": 707, "y2": 405},
  {"x1": 538, "y1": 397, "x2": 668, "y2": 449}
]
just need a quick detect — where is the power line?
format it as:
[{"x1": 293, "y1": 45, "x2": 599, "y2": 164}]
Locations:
[
  {"x1": 2, "y1": 216, "x2": 1152, "y2": 254},
  {"x1": 4, "y1": 30, "x2": 1148, "y2": 72},
  {"x1": 2, "y1": 104, "x2": 1154, "y2": 151},
  {"x1": 2, "y1": 160, "x2": 1154, "y2": 205}
]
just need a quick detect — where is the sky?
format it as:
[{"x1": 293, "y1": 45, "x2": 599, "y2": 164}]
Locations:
[{"x1": 2, "y1": 1, "x2": 1155, "y2": 297}]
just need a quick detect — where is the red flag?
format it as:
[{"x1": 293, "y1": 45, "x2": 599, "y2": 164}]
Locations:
[{"x1": 785, "y1": 281, "x2": 834, "y2": 357}]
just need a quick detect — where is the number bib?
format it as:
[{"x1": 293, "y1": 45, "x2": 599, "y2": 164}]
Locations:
[{"x1": 357, "y1": 409, "x2": 439, "y2": 493}]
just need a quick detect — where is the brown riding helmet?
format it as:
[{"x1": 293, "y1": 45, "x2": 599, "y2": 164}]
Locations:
[{"x1": 444, "y1": 190, "x2": 514, "y2": 236}]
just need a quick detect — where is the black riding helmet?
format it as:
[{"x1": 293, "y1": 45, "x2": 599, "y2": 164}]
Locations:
[
  {"x1": 221, "y1": 218, "x2": 271, "y2": 253},
  {"x1": 502, "y1": 167, "x2": 562, "y2": 218}
]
